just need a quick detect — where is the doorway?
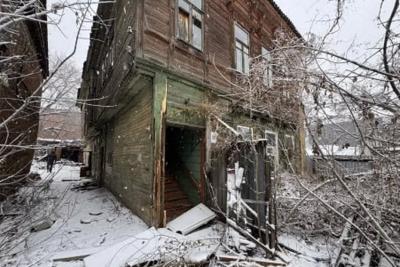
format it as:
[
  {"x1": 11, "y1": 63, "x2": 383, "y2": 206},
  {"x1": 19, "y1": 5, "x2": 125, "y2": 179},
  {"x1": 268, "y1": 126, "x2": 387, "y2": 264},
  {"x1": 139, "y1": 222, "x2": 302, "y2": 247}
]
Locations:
[{"x1": 164, "y1": 125, "x2": 205, "y2": 221}]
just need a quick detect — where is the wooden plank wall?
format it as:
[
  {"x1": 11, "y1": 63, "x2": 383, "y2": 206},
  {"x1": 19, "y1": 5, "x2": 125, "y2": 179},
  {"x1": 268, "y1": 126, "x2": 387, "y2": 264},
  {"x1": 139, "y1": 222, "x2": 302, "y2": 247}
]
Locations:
[
  {"x1": 167, "y1": 79, "x2": 205, "y2": 127},
  {"x1": 140, "y1": 0, "x2": 296, "y2": 93},
  {"x1": 85, "y1": 0, "x2": 138, "y2": 121},
  {"x1": 103, "y1": 87, "x2": 154, "y2": 225}
]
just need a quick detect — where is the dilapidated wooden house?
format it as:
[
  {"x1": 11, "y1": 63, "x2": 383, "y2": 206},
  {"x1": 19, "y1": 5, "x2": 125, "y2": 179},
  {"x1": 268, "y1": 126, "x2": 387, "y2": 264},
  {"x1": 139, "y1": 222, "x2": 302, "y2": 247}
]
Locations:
[{"x1": 79, "y1": 0, "x2": 305, "y2": 229}]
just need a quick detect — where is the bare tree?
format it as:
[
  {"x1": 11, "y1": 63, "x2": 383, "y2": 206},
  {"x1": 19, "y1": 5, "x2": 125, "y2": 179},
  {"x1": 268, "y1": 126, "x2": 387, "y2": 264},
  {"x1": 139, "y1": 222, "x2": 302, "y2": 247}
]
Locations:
[
  {"x1": 208, "y1": 1, "x2": 400, "y2": 265},
  {"x1": 0, "y1": 0, "x2": 104, "y2": 197},
  {"x1": 273, "y1": 1, "x2": 400, "y2": 265},
  {"x1": 0, "y1": 0, "x2": 108, "y2": 257}
]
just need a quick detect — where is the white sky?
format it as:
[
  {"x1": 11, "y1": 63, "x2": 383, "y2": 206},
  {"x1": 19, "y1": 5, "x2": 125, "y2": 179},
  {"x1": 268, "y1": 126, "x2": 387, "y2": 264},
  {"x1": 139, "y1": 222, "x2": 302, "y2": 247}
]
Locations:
[
  {"x1": 47, "y1": 0, "x2": 394, "y2": 70},
  {"x1": 274, "y1": 0, "x2": 393, "y2": 60},
  {"x1": 47, "y1": 0, "x2": 97, "y2": 69}
]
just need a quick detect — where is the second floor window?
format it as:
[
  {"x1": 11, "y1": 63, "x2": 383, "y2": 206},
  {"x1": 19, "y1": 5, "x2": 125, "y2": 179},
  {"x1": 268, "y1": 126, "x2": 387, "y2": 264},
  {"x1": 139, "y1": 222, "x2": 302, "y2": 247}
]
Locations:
[
  {"x1": 262, "y1": 47, "x2": 273, "y2": 88},
  {"x1": 177, "y1": 0, "x2": 203, "y2": 51},
  {"x1": 235, "y1": 23, "x2": 250, "y2": 74}
]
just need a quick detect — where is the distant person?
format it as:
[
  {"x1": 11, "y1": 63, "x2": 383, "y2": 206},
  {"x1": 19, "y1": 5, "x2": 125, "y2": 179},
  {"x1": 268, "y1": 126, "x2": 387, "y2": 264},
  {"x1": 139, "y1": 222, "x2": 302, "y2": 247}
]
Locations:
[{"x1": 47, "y1": 150, "x2": 56, "y2": 173}]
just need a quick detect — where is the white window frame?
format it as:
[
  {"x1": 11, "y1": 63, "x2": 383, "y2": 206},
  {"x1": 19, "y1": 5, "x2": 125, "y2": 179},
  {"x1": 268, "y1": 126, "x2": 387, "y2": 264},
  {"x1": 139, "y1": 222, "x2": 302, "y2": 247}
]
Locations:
[
  {"x1": 234, "y1": 23, "x2": 250, "y2": 74},
  {"x1": 262, "y1": 47, "x2": 273, "y2": 88}
]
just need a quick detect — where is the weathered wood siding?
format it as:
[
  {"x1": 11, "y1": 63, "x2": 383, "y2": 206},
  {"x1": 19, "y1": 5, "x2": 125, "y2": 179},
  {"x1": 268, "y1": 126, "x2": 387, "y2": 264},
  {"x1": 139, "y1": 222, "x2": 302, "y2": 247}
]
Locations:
[
  {"x1": 82, "y1": 0, "x2": 139, "y2": 122},
  {"x1": 140, "y1": 0, "x2": 297, "y2": 93},
  {"x1": 103, "y1": 87, "x2": 154, "y2": 225},
  {"x1": 167, "y1": 79, "x2": 206, "y2": 127},
  {"x1": 79, "y1": 0, "x2": 306, "y2": 226},
  {"x1": 229, "y1": 113, "x2": 302, "y2": 172}
]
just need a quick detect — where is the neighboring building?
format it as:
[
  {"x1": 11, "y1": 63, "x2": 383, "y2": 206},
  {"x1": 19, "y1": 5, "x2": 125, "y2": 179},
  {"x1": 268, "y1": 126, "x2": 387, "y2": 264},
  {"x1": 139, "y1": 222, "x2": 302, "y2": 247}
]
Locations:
[
  {"x1": 307, "y1": 120, "x2": 375, "y2": 176},
  {"x1": 79, "y1": 0, "x2": 305, "y2": 229},
  {"x1": 37, "y1": 109, "x2": 83, "y2": 162},
  {"x1": 309, "y1": 118, "x2": 400, "y2": 176},
  {"x1": 0, "y1": 1, "x2": 48, "y2": 196},
  {"x1": 310, "y1": 145, "x2": 374, "y2": 177},
  {"x1": 315, "y1": 120, "x2": 361, "y2": 148}
]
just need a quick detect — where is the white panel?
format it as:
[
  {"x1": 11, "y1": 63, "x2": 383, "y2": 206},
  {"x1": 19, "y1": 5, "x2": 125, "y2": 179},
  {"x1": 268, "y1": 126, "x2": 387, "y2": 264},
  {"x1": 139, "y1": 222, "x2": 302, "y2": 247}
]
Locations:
[{"x1": 166, "y1": 203, "x2": 216, "y2": 235}]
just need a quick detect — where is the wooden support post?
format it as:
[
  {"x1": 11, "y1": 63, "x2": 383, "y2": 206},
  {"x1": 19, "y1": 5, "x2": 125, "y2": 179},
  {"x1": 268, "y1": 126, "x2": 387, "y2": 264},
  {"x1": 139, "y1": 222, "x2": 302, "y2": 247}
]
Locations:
[{"x1": 152, "y1": 72, "x2": 168, "y2": 227}]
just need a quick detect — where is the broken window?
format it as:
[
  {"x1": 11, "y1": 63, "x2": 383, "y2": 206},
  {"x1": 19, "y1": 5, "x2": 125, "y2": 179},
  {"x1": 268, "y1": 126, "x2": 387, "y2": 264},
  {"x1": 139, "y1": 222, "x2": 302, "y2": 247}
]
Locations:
[
  {"x1": 177, "y1": 0, "x2": 203, "y2": 51},
  {"x1": 262, "y1": 47, "x2": 273, "y2": 88},
  {"x1": 237, "y1": 125, "x2": 253, "y2": 141},
  {"x1": 235, "y1": 23, "x2": 250, "y2": 74}
]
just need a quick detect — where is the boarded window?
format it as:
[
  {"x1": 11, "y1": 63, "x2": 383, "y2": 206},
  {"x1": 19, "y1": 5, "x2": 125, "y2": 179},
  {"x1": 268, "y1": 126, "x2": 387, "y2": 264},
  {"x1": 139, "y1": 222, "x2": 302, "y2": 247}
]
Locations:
[
  {"x1": 235, "y1": 23, "x2": 250, "y2": 74},
  {"x1": 178, "y1": 9, "x2": 190, "y2": 42},
  {"x1": 262, "y1": 47, "x2": 273, "y2": 88},
  {"x1": 177, "y1": 0, "x2": 203, "y2": 50}
]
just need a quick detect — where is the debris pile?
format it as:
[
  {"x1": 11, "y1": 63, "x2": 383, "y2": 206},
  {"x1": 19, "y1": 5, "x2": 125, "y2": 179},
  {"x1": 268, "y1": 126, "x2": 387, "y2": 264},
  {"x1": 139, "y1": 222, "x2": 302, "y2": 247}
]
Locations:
[
  {"x1": 277, "y1": 172, "x2": 400, "y2": 266},
  {"x1": 54, "y1": 204, "x2": 287, "y2": 267}
]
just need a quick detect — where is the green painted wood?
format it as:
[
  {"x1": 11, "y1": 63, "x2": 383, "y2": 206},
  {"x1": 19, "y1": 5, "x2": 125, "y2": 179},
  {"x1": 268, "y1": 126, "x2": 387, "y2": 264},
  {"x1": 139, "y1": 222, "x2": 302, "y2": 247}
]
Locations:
[
  {"x1": 166, "y1": 79, "x2": 206, "y2": 127},
  {"x1": 103, "y1": 86, "x2": 154, "y2": 225}
]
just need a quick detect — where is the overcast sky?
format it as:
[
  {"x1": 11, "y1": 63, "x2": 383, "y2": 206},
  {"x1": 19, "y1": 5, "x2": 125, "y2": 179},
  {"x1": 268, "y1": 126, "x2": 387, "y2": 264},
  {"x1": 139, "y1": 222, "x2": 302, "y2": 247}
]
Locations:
[
  {"x1": 275, "y1": 0, "x2": 392, "y2": 58},
  {"x1": 47, "y1": 0, "x2": 96, "y2": 69},
  {"x1": 47, "y1": 0, "x2": 394, "y2": 71}
]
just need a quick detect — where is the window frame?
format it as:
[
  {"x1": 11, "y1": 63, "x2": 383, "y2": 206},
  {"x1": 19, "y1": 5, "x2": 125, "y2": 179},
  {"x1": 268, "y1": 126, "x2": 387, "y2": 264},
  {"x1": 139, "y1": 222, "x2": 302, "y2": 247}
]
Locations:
[
  {"x1": 261, "y1": 47, "x2": 273, "y2": 88},
  {"x1": 234, "y1": 22, "x2": 250, "y2": 74},
  {"x1": 284, "y1": 134, "x2": 295, "y2": 151},
  {"x1": 176, "y1": 0, "x2": 204, "y2": 51},
  {"x1": 237, "y1": 125, "x2": 253, "y2": 141},
  {"x1": 265, "y1": 130, "x2": 279, "y2": 169},
  {"x1": 265, "y1": 130, "x2": 278, "y2": 149}
]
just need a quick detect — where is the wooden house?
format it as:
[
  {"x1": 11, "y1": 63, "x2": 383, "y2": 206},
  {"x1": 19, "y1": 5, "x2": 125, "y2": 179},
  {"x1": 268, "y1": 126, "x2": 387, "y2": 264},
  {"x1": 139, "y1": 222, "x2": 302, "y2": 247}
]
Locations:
[{"x1": 79, "y1": 0, "x2": 305, "y2": 229}]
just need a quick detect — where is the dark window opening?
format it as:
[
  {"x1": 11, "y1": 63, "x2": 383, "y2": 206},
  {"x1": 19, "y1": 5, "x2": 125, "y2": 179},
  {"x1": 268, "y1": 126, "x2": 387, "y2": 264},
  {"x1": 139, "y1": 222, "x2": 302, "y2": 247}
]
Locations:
[{"x1": 177, "y1": 0, "x2": 203, "y2": 51}]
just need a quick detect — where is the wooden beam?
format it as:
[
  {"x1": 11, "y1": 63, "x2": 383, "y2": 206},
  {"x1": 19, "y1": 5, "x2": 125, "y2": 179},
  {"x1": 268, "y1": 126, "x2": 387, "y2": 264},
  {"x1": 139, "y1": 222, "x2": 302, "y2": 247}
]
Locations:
[{"x1": 152, "y1": 72, "x2": 168, "y2": 227}]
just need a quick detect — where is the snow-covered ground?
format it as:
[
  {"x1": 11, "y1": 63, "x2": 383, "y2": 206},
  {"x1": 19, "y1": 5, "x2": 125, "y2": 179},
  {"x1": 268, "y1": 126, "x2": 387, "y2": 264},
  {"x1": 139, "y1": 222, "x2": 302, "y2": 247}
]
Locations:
[
  {"x1": 280, "y1": 234, "x2": 334, "y2": 267},
  {"x1": 0, "y1": 161, "x2": 148, "y2": 267},
  {"x1": 0, "y1": 161, "x2": 341, "y2": 267}
]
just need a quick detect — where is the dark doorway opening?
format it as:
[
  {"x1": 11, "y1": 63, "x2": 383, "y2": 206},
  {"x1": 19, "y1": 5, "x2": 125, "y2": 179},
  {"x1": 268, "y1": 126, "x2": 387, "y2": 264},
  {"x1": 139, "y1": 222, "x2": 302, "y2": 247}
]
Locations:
[
  {"x1": 164, "y1": 125, "x2": 205, "y2": 221},
  {"x1": 61, "y1": 146, "x2": 82, "y2": 162}
]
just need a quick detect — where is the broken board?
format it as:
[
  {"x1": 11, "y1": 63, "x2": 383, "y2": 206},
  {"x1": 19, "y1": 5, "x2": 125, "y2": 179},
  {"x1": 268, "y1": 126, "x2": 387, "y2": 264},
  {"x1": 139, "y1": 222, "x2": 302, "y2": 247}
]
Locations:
[{"x1": 166, "y1": 203, "x2": 216, "y2": 235}]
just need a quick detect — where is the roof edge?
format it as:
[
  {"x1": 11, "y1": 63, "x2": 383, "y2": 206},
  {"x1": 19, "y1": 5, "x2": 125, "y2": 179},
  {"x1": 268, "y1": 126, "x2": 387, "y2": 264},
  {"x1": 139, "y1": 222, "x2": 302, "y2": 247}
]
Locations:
[{"x1": 268, "y1": 0, "x2": 303, "y2": 39}]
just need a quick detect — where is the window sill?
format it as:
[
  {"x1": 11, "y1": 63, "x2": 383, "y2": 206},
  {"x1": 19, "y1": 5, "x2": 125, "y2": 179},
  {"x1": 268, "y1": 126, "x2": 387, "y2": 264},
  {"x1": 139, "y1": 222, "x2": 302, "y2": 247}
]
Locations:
[
  {"x1": 233, "y1": 69, "x2": 250, "y2": 77},
  {"x1": 176, "y1": 38, "x2": 203, "y2": 55}
]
